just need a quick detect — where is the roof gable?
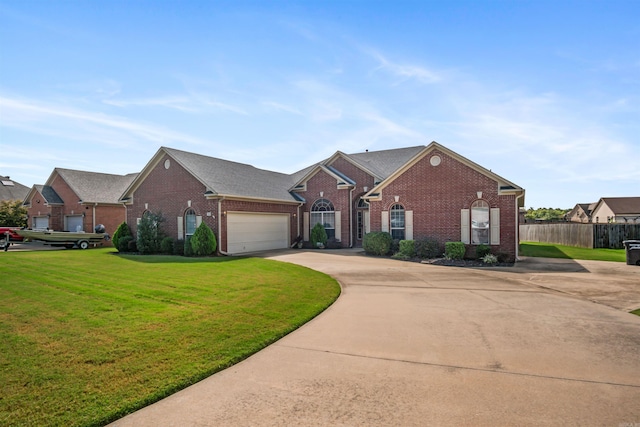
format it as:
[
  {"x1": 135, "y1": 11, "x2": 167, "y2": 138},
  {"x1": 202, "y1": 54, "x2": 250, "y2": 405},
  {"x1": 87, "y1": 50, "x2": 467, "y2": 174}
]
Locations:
[
  {"x1": 50, "y1": 168, "x2": 138, "y2": 204},
  {"x1": 341, "y1": 146, "x2": 426, "y2": 181},
  {"x1": 23, "y1": 185, "x2": 64, "y2": 205},
  {"x1": 122, "y1": 147, "x2": 300, "y2": 204},
  {"x1": 363, "y1": 141, "x2": 523, "y2": 199}
]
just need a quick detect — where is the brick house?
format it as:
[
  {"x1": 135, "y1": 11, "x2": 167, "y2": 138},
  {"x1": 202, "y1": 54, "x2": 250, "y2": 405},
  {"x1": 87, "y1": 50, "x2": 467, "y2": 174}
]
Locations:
[
  {"x1": 590, "y1": 197, "x2": 640, "y2": 224},
  {"x1": 23, "y1": 168, "x2": 137, "y2": 244},
  {"x1": 122, "y1": 142, "x2": 525, "y2": 260}
]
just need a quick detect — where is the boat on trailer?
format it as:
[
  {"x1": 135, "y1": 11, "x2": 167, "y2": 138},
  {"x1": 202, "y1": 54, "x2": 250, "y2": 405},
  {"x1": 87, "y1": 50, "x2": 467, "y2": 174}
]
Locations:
[{"x1": 17, "y1": 226, "x2": 109, "y2": 249}]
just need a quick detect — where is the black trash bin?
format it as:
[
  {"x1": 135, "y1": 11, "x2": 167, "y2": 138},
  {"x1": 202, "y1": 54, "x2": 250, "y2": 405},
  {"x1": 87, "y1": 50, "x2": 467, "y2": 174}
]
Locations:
[{"x1": 622, "y1": 240, "x2": 640, "y2": 266}]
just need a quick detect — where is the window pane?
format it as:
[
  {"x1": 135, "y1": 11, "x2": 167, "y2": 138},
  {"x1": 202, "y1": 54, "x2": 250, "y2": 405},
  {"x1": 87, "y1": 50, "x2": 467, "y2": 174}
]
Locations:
[
  {"x1": 322, "y1": 213, "x2": 335, "y2": 229},
  {"x1": 185, "y1": 210, "x2": 197, "y2": 235},
  {"x1": 471, "y1": 201, "x2": 489, "y2": 245},
  {"x1": 391, "y1": 229, "x2": 405, "y2": 240}
]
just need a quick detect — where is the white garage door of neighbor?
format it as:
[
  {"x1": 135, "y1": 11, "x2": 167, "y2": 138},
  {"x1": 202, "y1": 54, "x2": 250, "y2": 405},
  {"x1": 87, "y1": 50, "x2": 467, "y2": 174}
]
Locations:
[{"x1": 227, "y1": 213, "x2": 289, "y2": 254}]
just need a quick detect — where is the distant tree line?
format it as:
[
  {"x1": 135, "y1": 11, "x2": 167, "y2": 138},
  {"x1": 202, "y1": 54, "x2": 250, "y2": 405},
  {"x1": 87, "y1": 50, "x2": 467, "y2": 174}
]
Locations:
[{"x1": 524, "y1": 207, "x2": 571, "y2": 221}]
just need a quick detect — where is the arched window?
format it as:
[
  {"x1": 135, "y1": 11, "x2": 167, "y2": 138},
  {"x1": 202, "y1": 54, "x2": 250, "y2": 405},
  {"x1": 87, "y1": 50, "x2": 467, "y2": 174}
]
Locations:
[
  {"x1": 311, "y1": 198, "x2": 335, "y2": 239},
  {"x1": 471, "y1": 200, "x2": 490, "y2": 245},
  {"x1": 390, "y1": 204, "x2": 405, "y2": 240},
  {"x1": 185, "y1": 209, "x2": 197, "y2": 237}
]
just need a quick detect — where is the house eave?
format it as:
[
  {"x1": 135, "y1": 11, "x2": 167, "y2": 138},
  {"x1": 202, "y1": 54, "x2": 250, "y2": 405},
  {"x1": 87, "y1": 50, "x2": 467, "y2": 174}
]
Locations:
[{"x1": 204, "y1": 193, "x2": 302, "y2": 205}]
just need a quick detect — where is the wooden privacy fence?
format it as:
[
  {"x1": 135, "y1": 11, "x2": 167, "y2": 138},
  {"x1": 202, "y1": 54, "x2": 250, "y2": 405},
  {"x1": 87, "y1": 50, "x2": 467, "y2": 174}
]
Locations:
[{"x1": 519, "y1": 223, "x2": 640, "y2": 249}]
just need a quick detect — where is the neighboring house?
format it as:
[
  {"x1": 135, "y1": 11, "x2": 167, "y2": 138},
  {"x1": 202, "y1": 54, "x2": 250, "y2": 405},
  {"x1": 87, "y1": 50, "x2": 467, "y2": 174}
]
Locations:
[
  {"x1": 590, "y1": 197, "x2": 640, "y2": 224},
  {"x1": 23, "y1": 168, "x2": 137, "y2": 243},
  {"x1": 121, "y1": 142, "x2": 525, "y2": 260},
  {"x1": 566, "y1": 202, "x2": 597, "y2": 223},
  {"x1": 1, "y1": 175, "x2": 30, "y2": 203}
]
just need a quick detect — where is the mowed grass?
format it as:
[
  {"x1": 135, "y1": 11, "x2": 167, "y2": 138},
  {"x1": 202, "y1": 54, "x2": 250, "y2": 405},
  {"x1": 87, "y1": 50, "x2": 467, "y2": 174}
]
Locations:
[
  {"x1": 520, "y1": 242, "x2": 626, "y2": 262},
  {"x1": 0, "y1": 248, "x2": 340, "y2": 427}
]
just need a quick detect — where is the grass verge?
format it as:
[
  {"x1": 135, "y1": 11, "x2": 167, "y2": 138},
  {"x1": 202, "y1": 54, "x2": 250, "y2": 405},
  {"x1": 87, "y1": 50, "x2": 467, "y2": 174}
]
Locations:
[
  {"x1": 0, "y1": 249, "x2": 340, "y2": 426},
  {"x1": 520, "y1": 242, "x2": 626, "y2": 262}
]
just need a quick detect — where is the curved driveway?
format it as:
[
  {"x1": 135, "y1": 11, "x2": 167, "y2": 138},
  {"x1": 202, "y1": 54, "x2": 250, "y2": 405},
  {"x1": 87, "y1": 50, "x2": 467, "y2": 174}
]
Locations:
[{"x1": 112, "y1": 250, "x2": 640, "y2": 426}]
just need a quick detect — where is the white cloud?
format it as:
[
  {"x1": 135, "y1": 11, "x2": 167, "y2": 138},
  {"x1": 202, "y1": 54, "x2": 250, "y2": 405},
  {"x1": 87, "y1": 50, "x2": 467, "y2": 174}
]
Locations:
[
  {"x1": 0, "y1": 95, "x2": 216, "y2": 148},
  {"x1": 366, "y1": 49, "x2": 442, "y2": 85}
]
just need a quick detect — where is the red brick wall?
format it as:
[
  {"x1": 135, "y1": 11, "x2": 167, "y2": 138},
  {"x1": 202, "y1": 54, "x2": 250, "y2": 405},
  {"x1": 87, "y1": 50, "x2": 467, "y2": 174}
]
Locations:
[
  {"x1": 296, "y1": 169, "x2": 352, "y2": 245},
  {"x1": 25, "y1": 188, "x2": 53, "y2": 228},
  {"x1": 368, "y1": 149, "x2": 518, "y2": 260},
  {"x1": 127, "y1": 154, "x2": 219, "y2": 241}
]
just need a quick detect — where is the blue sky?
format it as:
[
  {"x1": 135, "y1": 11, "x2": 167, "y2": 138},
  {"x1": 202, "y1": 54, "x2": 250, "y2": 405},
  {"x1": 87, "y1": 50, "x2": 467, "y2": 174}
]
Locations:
[{"x1": 1, "y1": 0, "x2": 638, "y2": 209}]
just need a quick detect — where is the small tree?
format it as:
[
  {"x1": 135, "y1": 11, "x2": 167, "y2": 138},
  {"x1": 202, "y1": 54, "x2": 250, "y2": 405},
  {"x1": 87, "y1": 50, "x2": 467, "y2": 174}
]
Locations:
[
  {"x1": 111, "y1": 222, "x2": 132, "y2": 251},
  {"x1": 0, "y1": 200, "x2": 27, "y2": 227},
  {"x1": 310, "y1": 223, "x2": 328, "y2": 248},
  {"x1": 189, "y1": 222, "x2": 217, "y2": 256},
  {"x1": 136, "y1": 211, "x2": 165, "y2": 255}
]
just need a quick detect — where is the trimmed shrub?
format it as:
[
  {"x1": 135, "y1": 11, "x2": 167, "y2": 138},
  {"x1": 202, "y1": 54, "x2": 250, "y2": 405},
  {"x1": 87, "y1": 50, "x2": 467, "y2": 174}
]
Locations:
[
  {"x1": 444, "y1": 241, "x2": 465, "y2": 260},
  {"x1": 398, "y1": 240, "x2": 415, "y2": 257},
  {"x1": 363, "y1": 231, "x2": 392, "y2": 256},
  {"x1": 160, "y1": 236, "x2": 174, "y2": 255},
  {"x1": 415, "y1": 237, "x2": 441, "y2": 259},
  {"x1": 310, "y1": 223, "x2": 328, "y2": 248},
  {"x1": 184, "y1": 236, "x2": 194, "y2": 257},
  {"x1": 190, "y1": 222, "x2": 217, "y2": 256},
  {"x1": 127, "y1": 238, "x2": 137, "y2": 252},
  {"x1": 111, "y1": 222, "x2": 132, "y2": 252},
  {"x1": 136, "y1": 211, "x2": 165, "y2": 255},
  {"x1": 476, "y1": 244, "x2": 491, "y2": 259},
  {"x1": 173, "y1": 239, "x2": 185, "y2": 256},
  {"x1": 118, "y1": 235, "x2": 133, "y2": 252},
  {"x1": 390, "y1": 239, "x2": 400, "y2": 255}
]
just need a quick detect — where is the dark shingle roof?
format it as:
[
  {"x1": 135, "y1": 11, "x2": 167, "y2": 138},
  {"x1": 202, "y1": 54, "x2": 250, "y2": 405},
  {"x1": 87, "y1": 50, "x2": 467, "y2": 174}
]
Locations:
[
  {"x1": 0, "y1": 176, "x2": 30, "y2": 201},
  {"x1": 35, "y1": 185, "x2": 64, "y2": 204},
  {"x1": 344, "y1": 146, "x2": 425, "y2": 179},
  {"x1": 164, "y1": 148, "x2": 299, "y2": 202},
  {"x1": 54, "y1": 169, "x2": 138, "y2": 204},
  {"x1": 601, "y1": 197, "x2": 640, "y2": 214}
]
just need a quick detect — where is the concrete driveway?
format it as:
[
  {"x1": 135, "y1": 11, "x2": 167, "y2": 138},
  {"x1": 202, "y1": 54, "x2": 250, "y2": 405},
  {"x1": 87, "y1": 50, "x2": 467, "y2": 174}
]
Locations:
[{"x1": 112, "y1": 250, "x2": 640, "y2": 426}]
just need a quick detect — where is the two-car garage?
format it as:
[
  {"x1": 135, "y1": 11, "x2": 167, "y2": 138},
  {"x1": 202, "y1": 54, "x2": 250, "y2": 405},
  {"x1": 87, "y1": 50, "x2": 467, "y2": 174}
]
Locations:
[{"x1": 226, "y1": 212, "x2": 290, "y2": 255}]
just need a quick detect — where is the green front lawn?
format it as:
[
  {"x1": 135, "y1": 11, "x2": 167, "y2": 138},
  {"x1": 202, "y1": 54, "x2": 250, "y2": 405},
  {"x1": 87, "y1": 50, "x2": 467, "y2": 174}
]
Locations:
[
  {"x1": 520, "y1": 242, "x2": 626, "y2": 262},
  {"x1": 0, "y1": 249, "x2": 340, "y2": 427}
]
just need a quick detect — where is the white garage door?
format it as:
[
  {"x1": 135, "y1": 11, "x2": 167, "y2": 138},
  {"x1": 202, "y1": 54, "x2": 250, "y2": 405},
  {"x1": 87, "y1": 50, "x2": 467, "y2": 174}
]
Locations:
[
  {"x1": 227, "y1": 212, "x2": 289, "y2": 254},
  {"x1": 33, "y1": 216, "x2": 49, "y2": 230},
  {"x1": 66, "y1": 215, "x2": 84, "y2": 232}
]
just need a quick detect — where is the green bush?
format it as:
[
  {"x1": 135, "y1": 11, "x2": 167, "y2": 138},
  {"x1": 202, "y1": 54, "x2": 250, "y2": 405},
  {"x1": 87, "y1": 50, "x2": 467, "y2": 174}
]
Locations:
[
  {"x1": 390, "y1": 239, "x2": 400, "y2": 254},
  {"x1": 190, "y1": 222, "x2": 217, "y2": 256},
  {"x1": 136, "y1": 211, "x2": 165, "y2": 255},
  {"x1": 127, "y1": 238, "x2": 137, "y2": 252},
  {"x1": 173, "y1": 239, "x2": 185, "y2": 256},
  {"x1": 415, "y1": 237, "x2": 441, "y2": 258},
  {"x1": 310, "y1": 223, "x2": 328, "y2": 248},
  {"x1": 481, "y1": 253, "x2": 498, "y2": 265},
  {"x1": 445, "y1": 241, "x2": 465, "y2": 260},
  {"x1": 398, "y1": 240, "x2": 415, "y2": 257},
  {"x1": 475, "y1": 244, "x2": 491, "y2": 259},
  {"x1": 184, "y1": 236, "x2": 194, "y2": 257},
  {"x1": 160, "y1": 236, "x2": 174, "y2": 254},
  {"x1": 363, "y1": 232, "x2": 393, "y2": 256},
  {"x1": 111, "y1": 222, "x2": 132, "y2": 252},
  {"x1": 118, "y1": 235, "x2": 133, "y2": 252}
]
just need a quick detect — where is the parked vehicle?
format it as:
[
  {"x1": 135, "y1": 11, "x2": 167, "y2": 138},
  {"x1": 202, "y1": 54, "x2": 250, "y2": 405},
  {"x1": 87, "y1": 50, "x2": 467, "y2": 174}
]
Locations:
[{"x1": 16, "y1": 225, "x2": 109, "y2": 249}]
